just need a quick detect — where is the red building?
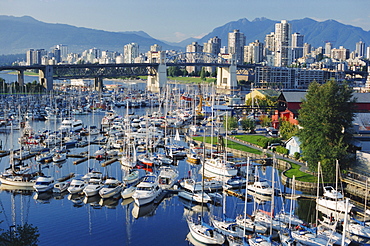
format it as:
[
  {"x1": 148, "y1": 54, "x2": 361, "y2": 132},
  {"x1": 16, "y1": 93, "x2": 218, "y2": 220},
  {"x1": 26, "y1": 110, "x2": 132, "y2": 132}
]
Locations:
[{"x1": 272, "y1": 91, "x2": 370, "y2": 128}]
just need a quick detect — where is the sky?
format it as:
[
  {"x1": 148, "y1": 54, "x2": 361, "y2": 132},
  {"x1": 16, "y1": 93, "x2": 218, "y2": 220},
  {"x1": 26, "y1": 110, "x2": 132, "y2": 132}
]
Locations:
[{"x1": 1, "y1": 0, "x2": 370, "y2": 43}]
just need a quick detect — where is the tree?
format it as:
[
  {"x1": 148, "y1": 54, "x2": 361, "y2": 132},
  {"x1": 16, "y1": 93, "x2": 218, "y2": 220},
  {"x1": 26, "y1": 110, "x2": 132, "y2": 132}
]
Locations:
[
  {"x1": 0, "y1": 223, "x2": 39, "y2": 246},
  {"x1": 279, "y1": 120, "x2": 299, "y2": 140},
  {"x1": 223, "y1": 116, "x2": 238, "y2": 132},
  {"x1": 240, "y1": 118, "x2": 256, "y2": 132},
  {"x1": 298, "y1": 79, "x2": 355, "y2": 180},
  {"x1": 259, "y1": 115, "x2": 271, "y2": 127}
]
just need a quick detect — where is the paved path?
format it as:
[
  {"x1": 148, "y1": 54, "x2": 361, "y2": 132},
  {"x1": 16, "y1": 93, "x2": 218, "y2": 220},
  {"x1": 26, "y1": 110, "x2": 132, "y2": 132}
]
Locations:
[{"x1": 226, "y1": 135, "x2": 310, "y2": 173}]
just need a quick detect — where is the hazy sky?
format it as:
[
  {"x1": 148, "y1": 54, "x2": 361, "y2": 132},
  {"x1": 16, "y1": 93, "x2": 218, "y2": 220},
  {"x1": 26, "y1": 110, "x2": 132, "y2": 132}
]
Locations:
[{"x1": 1, "y1": 0, "x2": 370, "y2": 42}]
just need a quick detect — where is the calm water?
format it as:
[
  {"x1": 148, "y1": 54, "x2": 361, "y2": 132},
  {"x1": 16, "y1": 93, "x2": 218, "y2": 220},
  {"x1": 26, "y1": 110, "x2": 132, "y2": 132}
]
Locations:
[{"x1": 0, "y1": 105, "x2": 308, "y2": 246}]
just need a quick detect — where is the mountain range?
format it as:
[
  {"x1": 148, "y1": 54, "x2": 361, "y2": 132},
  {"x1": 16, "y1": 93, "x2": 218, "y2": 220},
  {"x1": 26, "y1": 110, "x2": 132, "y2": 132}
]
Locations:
[{"x1": 1, "y1": 15, "x2": 370, "y2": 56}]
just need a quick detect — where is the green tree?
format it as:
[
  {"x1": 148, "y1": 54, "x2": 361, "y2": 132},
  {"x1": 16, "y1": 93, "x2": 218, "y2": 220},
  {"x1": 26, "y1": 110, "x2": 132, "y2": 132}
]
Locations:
[
  {"x1": 298, "y1": 79, "x2": 355, "y2": 180},
  {"x1": 200, "y1": 68, "x2": 206, "y2": 81},
  {"x1": 259, "y1": 115, "x2": 272, "y2": 127},
  {"x1": 240, "y1": 118, "x2": 256, "y2": 132},
  {"x1": 0, "y1": 223, "x2": 39, "y2": 246},
  {"x1": 279, "y1": 120, "x2": 299, "y2": 140},
  {"x1": 223, "y1": 116, "x2": 238, "y2": 132}
]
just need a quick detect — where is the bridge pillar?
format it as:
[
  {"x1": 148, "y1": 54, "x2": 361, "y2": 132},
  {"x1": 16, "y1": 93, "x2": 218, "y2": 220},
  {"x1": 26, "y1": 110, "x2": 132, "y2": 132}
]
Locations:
[
  {"x1": 17, "y1": 70, "x2": 24, "y2": 88},
  {"x1": 147, "y1": 51, "x2": 167, "y2": 93},
  {"x1": 94, "y1": 77, "x2": 103, "y2": 91},
  {"x1": 216, "y1": 64, "x2": 237, "y2": 94},
  {"x1": 39, "y1": 65, "x2": 53, "y2": 91}
]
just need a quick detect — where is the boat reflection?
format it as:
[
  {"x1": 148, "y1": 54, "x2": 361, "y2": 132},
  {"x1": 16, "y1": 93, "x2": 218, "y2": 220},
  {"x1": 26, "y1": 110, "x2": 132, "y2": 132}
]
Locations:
[
  {"x1": 99, "y1": 196, "x2": 120, "y2": 208},
  {"x1": 121, "y1": 197, "x2": 134, "y2": 206},
  {"x1": 83, "y1": 195, "x2": 100, "y2": 205},
  {"x1": 0, "y1": 184, "x2": 34, "y2": 196},
  {"x1": 178, "y1": 196, "x2": 209, "y2": 213},
  {"x1": 132, "y1": 201, "x2": 159, "y2": 219},
  {"x1": 68, "y1": 193, "x2": 84, "y2": 207},
  {"x1": 33, "y1": 191, "x2": 53, "y2": 204}
]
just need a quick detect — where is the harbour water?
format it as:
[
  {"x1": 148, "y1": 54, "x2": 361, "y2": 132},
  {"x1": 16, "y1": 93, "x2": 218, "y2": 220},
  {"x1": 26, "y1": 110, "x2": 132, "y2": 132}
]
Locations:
[
  {"x1": 0, "y1": 104, "x2": 316, "y2": 246},
  {"x1": 0, "y1": 78, "x2": 351, "y2": 245}
]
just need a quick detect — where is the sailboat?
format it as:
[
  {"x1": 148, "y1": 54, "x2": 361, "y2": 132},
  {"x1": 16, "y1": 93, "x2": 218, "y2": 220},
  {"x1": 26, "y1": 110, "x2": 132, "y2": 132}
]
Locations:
[{"x1": 185, "y1": 131, "x2": 225, "y2": 245}]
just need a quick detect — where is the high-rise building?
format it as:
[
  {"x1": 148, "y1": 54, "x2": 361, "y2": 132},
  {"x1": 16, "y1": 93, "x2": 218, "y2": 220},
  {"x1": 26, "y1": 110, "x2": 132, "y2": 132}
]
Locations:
[
  {"x1": 303, "y1": 43, "x2": 311, "y2": 57},
  {"x1": 228, "y1": 29, "x2": 246, "y2": 64},
  {"x1": 331, "y1": 46, "x2": 349, "y2": 61},
  {"x1": 123, "y1": 43, "x2": 139, "y2": 63},
  {"x1": 264, "y1": 32, "x2": 275, "y2": 55},
  {"x1": 367, "y1": 47, "x2": 370, "y2": 59},
  {"x1": 274, "y1": 20, "x2": 291, "y2": 67},
  {"x1": 244, "y1": 40, "x2": 264, "y2": 64},
  {"x1": 291, "y1": 33, "x2": 304, "y2": 61},
  {"x1": 186, "y1": 42, "x2": 203, "y2": 73},
  {"x1": 56, "y1": 44, "x2": 68, "y2": 61},
  {"x1": 150, "y1": 44, "x2": 162, "y2": 52},
  {"x1": 203, "y1": 36, "x2": 221, "y2": 55},
  {"x1": 26, "y1": 49, "x2": 34, "y2": 65},
  {"x1": 356, "y1": 41, "x2": 366, "y2": 57},
  {"x1": 324, "y1": 42, "x2": 332, "y2": 57}
]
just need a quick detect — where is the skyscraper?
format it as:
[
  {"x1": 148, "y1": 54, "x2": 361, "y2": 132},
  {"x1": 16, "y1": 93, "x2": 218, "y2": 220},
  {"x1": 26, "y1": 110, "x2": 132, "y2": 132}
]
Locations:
[
  {"x1": 228, "y1": 30, "x2": 246, "y2": 64},
  {"x1": 324, "y1": 42, "x2": 332, "y2": 57},
  {"x1": 291, "y1": 33, "x2": 304, "y2": 61},
  {"x1": 123, "y1": 43, "x2": 139, "y2": 63},
  {"x1": 356, "y1": 41, "x2": 366, "y2": 57},
  {"x1": 274, "y1": 20, "x2": 291, "y2": 67}
]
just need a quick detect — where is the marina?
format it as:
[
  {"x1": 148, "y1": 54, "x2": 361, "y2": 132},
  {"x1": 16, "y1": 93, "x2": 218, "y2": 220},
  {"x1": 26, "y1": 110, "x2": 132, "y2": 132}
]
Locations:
[{"x1": 0, "y1": 84, "x2": 368, "y2": 246}]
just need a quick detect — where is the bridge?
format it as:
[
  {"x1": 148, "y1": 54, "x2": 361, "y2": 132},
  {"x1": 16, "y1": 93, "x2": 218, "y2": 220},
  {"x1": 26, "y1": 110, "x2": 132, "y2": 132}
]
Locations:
[{"x1": 0, "y1": 52, "x2": 255, "y2": 93}]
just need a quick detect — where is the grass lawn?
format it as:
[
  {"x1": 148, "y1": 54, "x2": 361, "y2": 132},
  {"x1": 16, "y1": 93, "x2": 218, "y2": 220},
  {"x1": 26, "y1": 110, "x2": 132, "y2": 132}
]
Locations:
[
  {"x1": 283, "y1": 160, "x2": 318, "y2": 182},
  {"x1": 193, "y1": 136, "x2": 263, "y2": 155},
  {"x1": 232, "y1": 135, "x2": 268, "y2": 146}
]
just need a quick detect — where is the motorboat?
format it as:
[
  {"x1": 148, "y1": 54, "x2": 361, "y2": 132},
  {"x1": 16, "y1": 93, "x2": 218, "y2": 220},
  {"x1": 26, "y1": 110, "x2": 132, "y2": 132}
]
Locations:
[
  {"x1": 99, "y1": 177, "x2": 122, "y2": 199},
  {"x1": 247, "y1": 181, "x2": 274, "y2": 196},
  {"x1": 316, "y1": 186, "x2": 354, "y2": 213},
  {"x1": 203, "y1": 157, "x2": 238, "y2": 177},
  {"x1": 53, "y1": 181, "x2": 70, "y2": 193},
  {"x1": 59, "y1": 118, "x2": 83, "y2": 132},
  {"x1": 52, "y1": 152, "x2": 67, "y2": 163},
  {"x1": 132, "y1": 174, "x2": 162, "y2": 206},
  {"x1": 67, "y1": 178, "x2": 87, "y2": 194},
  {"x1": 158, "y1": 166, "x2": 179, "y2": 189},
  {"x1": 83, "y1": 175, "x2": 104, "y2": 197},
  {"x1": 122, "y1": 169, "x2": 145, "y2": 185},
  {"x1": 33, "y1": 176, "x2": 55, "y2": 192},
  {"x1": 178, "y1": 190, "x2": 211, "y2": 204},
  {"x1": 121, "y1": 185, "x2": 136, "y2": 199},
  {"x1": 179, "y1": 178, "x2": 223, "y2": 192}
]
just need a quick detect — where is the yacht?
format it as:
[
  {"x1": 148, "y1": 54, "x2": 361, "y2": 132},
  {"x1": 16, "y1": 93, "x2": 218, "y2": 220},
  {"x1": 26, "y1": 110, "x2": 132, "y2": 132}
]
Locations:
[
  {"x1": 99, "y1": 177, "x2": 122, "y2": 199},
  {"x1": 67, "y1": 178, "x2": 87, "y2": 194},
  {"x1": 33, "y1": 176, "x2": 55, "y2": 193},
  {"x1": 132, "y1": 174, "x2": 162, "y2": 206},
  {"x1": 203, "y1": 157, "x2": 238, "y2": 177},
  {"x1": 59, "y1": 118, "x2": 83, "y2": 132},
  {"x1": 316, "y1": 186, "x2": 354, "y2": 213},
  {"x1": 83, "y1": 174, "x2": 104, "y2": 197}
]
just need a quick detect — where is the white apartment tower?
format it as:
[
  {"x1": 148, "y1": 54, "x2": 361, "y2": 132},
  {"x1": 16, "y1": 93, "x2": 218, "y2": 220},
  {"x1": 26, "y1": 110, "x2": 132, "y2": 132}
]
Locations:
[
  {"x1": 244, "y1": 40, "x2": 264, "y2": 64},
  {"x1": 291, "y1": 33, "x2": 304, "y2": 61},
  {"x1": 324, "y1": 42, "x2": 332, "y2": 57},
  {"x1": 356, "y1": 41, "x2": 366, "y2": 57},
  {"x1": 203, "y1": 36, "x2": 221, "y2": 55},
  {"x1": 274, "y1": 20, "x2": 291, "y2": 67},
  {"x1": 264, "y1": 32, "x2": 275, "y2": 55},
  {"x1": 124, "y1": 43, "x2": 139, "y2": 63},
  {"x1": 228, "y1": 29, "x2": 246, "y2": 64}
]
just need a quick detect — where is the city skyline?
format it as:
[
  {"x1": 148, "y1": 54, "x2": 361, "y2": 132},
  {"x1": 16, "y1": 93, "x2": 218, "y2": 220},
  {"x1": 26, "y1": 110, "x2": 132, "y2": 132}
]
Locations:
[{"x1": 1, "y1": 0, "x2": 370, "y2": 43}]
